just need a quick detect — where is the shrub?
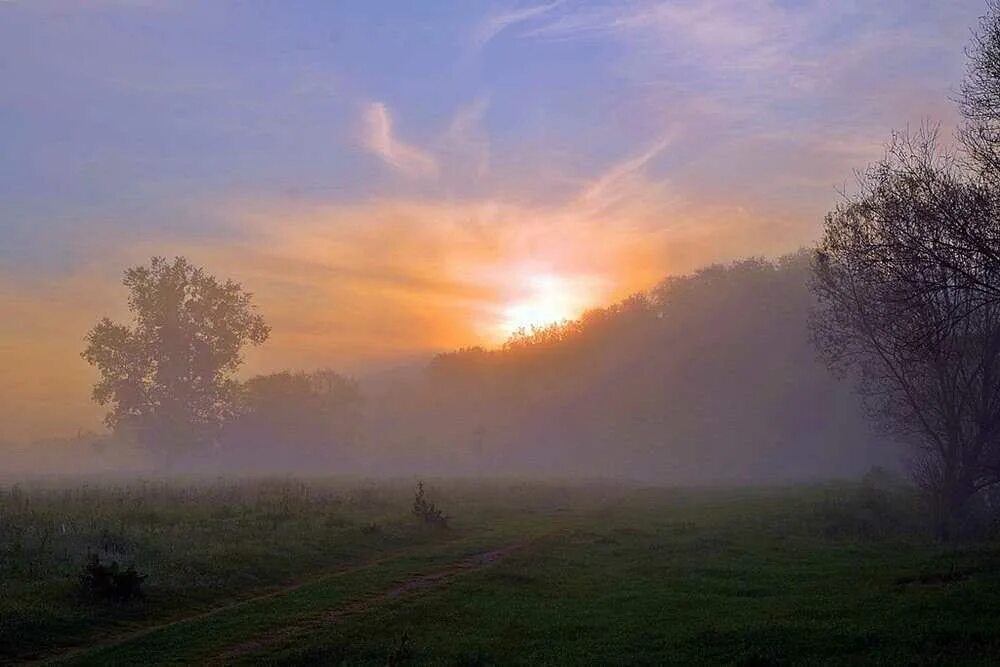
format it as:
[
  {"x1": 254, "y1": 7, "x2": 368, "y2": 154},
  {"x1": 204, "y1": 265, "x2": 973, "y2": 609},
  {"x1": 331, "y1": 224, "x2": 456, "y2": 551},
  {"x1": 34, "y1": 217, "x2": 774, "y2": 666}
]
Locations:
[
  {"x1": 812, "y1": 469, "x2": 916, "y2": 540},
  {"x1": 385, "y1": 631, "x2": 412, "y2": 666},
  {"x1": 79, "y1": 553, "x2": 147, "y2": 602},
  {"x1": 412, "y1": 482, "x2": 448, "y2": 528}
]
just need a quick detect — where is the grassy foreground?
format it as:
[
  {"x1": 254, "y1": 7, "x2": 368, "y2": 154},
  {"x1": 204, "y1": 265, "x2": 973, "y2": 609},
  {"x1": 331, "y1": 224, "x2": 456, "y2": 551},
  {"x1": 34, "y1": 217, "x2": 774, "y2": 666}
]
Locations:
[{"x1": 1, "y1": 477, "x2": 999, "y2": 665}]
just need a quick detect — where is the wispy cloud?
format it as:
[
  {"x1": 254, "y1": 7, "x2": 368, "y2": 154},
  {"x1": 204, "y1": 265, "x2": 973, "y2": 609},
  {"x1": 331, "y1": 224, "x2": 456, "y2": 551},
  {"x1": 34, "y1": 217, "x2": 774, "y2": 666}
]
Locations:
[
  {"x1": 578, "y1": 129, "x2": 678, "y2": 212},
  {"x1": 362, "y1": 102, "x2": 439, "y2": 179},
  {"x1": 473, "y1": 0, "x2": 564, "y2": 48},
  {"x1": 1, "y1": 0, "x2": 988, "y2": 441},
  {"x1": 521, "y1": 0, "x2": 972, "y2": 107}
]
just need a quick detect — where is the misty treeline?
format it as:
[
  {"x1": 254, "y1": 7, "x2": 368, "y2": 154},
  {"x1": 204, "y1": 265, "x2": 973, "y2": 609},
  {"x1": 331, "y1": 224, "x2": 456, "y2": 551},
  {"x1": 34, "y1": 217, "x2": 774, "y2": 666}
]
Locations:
[
  {"x1": 13, "y1": 2, "x2": 1000, "y2": 542},
  {"x1": 369, "y1": 252, "x2": 886, "y2": 481},
  {"x1": 6, "y1": 251, "x2": 886, "y2": 483}
]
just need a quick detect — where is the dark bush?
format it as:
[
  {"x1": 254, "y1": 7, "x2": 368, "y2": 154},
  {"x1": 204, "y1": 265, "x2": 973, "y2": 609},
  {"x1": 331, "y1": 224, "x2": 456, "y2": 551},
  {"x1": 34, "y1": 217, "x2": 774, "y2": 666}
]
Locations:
[
  {"x1": 79, "y1": 553, "x2": 147, "y2": 602},
  {"x1": 412, "y1": 482, "x2": 448, "y2": 528},
  {"x1": 385, "y1": 631, "x2": 412, "y2": 666},
  {"x1": 813, "y1": 469, "x2": 916, "y2": 540}
]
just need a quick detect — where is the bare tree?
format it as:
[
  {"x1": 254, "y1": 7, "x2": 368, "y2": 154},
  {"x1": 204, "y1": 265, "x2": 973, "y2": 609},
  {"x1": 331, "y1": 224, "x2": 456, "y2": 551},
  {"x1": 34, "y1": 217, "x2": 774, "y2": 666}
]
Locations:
[
  {"x1": 961, "y1": 0, "x2": 1000, "y2": 177},
  {"x1": 812, "y1": 132, "x2": 1000, "y2": 539}
]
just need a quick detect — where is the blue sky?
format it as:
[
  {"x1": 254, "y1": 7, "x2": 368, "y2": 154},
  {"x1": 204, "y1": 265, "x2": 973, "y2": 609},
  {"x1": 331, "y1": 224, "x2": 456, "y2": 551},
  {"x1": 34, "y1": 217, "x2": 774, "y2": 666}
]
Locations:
[{"x1": 0, "y1": 0, "x2": 990, "y2": 438}]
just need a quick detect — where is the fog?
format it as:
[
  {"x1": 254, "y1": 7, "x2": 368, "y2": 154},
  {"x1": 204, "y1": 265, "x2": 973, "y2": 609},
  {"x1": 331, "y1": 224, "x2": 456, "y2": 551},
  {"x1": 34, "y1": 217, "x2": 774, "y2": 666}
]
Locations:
[{"x1": 0, "y1": 251, "x2": 896, "y2": 483}]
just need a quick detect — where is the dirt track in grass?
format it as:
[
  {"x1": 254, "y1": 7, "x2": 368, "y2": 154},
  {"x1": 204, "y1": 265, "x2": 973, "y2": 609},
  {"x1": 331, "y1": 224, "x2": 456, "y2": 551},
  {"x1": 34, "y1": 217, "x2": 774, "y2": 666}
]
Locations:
[
  {"x1": 40, "y1": 543, "x2": 444, "y2": 666},
  {"x1": 206, "y1": 543, "x2": 528, "y2": 664}
]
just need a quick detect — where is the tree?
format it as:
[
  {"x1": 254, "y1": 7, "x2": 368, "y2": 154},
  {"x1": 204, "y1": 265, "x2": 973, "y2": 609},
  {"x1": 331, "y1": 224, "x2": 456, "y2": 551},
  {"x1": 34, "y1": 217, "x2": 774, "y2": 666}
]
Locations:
[
  {"x1": 823, "y1": 4, "x2": 1000, "y2": 324},
  {"x1": 812, "y1": 133, "x2": 1000, "y2": 539},
  {"x1": 809, "y1": 2, "x2": 1000, "y2": 538},
  {"x1": 82, "y1": 257, "x2": 269, "y2": 461},
  {"x1": 960, "y1": 0, "x2": 1000, "y2": 178},
  {"x1": 222, "y1": 369, "x2": 363, "y2": 469}
]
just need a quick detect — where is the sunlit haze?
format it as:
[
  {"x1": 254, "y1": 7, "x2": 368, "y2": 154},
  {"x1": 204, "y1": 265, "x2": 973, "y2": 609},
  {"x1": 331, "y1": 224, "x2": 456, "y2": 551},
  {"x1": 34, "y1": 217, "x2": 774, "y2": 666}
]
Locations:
[
  {"x1": 497, "y1": 272, "x2": 597, "y2": 338},
  {"x1": 0, "y1": 0, "x2": 986, "y2": 440},
  {"x1": 6, "y1": 4, "x2": 1000, "y2": 661}
]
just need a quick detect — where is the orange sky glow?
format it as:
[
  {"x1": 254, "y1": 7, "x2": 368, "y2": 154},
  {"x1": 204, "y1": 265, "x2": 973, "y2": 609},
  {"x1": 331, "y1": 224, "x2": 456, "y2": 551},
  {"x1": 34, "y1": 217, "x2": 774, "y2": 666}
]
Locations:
[{"x1": 0, "y1": 0, "x2": 983, "y2": 441}]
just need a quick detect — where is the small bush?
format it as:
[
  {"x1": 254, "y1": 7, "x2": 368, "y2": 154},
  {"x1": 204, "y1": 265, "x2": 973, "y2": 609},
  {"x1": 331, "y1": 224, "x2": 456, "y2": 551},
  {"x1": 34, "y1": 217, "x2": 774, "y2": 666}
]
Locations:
[
  {"x1": 360, "y1": 521, "x2": 382, "y2": 536},
  {"x1": 813, "y1": 469, "x2": 916, "y2": 540},
  {"x1": 385, "y1": 631, "x2": 412, "y2": 666},
  {"x1": 79, "y1": 553, "x2": 147, "y2": 602},
  {"x1": 412, "y1": 482, "x2": 448, "y2": 528}
]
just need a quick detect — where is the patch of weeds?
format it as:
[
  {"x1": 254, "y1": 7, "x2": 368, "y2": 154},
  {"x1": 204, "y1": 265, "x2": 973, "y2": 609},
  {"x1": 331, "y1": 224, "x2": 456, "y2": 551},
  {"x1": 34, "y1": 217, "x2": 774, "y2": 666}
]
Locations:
[
  {"x1": 735, "y1": 646, "x2": 785, "y2": 667},
  {"x1": 385, "y1": 631, "x2": 413, "y2": 666},
  {"x1": 729, "y1": 587, "x2": 774, "y2": 598},
  {"x1": 324, "y1": 514, "x2": 352, "y2": 529},
  {"x1": 812, "y1": 468, "x2": 917, "y2": 540},
  {"x1": 568, "y1": 529, "x2": 602, "y2": 544},
  {"x1": 412, "y1": 482, "x2": 448, "y2": 528},
  {"x1": 360, "y1": 521, "x2": 383, "y2": 536},
  {"x1": 97, "y1": 528, "x2": 133, "y2": 555},
  {"x1": 79, "y1": 553, "x2": 147, "y2": 602},
  {"x1": 611, "y1": 527, "x2": 652, "y2": 539},
  {"x1": 453, "y1": 649, "x2": 497, "y2": 666},
  {"x1": 895, "y1": 566, "x2": 980, "y2": 587},
  {"x1": 484, "y1": 571, "x2": 537, "y2": 586}
]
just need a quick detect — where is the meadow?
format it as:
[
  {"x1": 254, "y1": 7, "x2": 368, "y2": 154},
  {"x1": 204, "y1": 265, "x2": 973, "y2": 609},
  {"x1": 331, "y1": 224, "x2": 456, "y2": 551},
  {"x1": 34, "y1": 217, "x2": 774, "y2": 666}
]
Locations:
[{"x1": 1, "y1": 475, "x2": 999, "y2": 665}]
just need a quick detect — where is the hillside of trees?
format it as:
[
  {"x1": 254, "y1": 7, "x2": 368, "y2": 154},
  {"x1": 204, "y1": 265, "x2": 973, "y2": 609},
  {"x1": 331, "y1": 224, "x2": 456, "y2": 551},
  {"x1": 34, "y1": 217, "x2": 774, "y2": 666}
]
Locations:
[
  {"x1": 0, "y1": 252, "x2": 895, "y2": 481},
  {"x1": 363, "y1": 251, "x2": 895, "y2": 481}
]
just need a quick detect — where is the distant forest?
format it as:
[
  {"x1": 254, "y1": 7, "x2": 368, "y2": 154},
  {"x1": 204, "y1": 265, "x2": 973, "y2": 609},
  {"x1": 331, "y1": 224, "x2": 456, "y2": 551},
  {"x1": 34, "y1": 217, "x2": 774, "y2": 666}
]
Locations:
[
  {"x1": 5, "y1": 252, "x2": 892, "y2": 481},
  {"x1": 366, "y1": 251, "x2": 892, "y2": 481}
]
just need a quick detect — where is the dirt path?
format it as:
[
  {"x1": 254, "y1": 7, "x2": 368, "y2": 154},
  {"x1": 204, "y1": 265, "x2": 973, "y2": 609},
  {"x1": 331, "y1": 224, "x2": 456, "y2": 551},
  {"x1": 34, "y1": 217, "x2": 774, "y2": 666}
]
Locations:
[
  {"x1": 207, "y1": 543, "x2": 527, "y2": 664},
  {"x1": 41, "y1": 540, "x2": 535, "y2": 666},
  {"x1": 39, "y1": 544, "x2": 441, "y2": 666}
]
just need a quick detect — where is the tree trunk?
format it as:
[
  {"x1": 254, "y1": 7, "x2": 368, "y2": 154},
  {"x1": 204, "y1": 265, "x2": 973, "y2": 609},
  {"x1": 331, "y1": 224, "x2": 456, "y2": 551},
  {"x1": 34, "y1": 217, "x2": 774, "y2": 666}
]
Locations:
[{"x1": 936, "y1": 476, "x2": 978, "y2": 542}]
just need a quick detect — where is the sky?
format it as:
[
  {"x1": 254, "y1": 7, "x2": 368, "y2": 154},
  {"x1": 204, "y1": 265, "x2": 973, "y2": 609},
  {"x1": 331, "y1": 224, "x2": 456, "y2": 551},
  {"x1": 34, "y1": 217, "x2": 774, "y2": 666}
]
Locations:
[{"x1": 0, "y1": 0, "x2": 989, "y2": 440}]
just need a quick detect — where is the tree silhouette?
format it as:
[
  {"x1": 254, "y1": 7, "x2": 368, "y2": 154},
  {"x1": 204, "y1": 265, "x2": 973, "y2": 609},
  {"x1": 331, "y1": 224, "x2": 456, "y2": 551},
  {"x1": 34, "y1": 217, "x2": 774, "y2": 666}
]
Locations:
[
  {"x1": 812, "y1": 132, "x2": 1000, "y2": 540},
  {"x1": 961, "y1": 0, "x2": 1000, "y2": 178},
  {"x1": 221, "y1": 369, "x2": 363, "y2": 470},
  {"x1": 82, "y1": 257, "x2": 269, "y2": 461}
]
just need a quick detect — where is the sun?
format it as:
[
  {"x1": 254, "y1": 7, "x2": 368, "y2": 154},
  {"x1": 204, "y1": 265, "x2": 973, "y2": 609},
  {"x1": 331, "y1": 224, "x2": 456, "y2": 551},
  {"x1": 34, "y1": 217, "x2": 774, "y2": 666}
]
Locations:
[{"x1": 498, "y1": 273, "x2": 591, "y2": 338}]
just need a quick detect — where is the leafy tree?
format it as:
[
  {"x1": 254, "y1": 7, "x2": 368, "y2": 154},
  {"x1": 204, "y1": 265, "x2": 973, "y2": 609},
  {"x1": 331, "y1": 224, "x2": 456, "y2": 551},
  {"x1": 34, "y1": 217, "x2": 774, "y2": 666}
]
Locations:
[
  {"x1": 82, "y1": 257, "x2": 269, "y2": 460},
  {"x1": 222, "y1": 369, "x2": 363, "y2": 469}
]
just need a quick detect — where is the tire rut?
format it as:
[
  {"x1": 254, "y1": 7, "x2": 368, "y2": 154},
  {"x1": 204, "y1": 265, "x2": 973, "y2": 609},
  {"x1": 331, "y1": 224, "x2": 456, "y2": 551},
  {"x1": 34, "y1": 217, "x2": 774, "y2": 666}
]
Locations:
[
  {"x1": 208, "y1": 543, "x2": 527, "y2": 664},
  {"x1": 40, "y1": 544, "x2": 441, "y2": 666}
]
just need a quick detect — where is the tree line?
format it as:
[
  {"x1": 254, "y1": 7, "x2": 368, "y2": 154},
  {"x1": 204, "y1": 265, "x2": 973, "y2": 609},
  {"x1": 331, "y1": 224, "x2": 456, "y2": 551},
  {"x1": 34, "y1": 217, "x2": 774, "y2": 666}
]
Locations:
[
  {"x1": 79, "y1": 3, "x2": 1000, "y2": 539},
  {"x1": 81, "y1": 252, "x2": 884, "y2": 482}
]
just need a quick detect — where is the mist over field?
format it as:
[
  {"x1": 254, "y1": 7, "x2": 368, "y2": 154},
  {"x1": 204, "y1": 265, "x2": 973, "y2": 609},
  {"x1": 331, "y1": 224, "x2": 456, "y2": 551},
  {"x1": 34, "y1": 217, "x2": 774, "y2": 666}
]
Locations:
[
  {"x1": 0, "y1": 253, "x2": 895, "y2": 482},
  {"x1": 4, "y1": 2, "x2": 1000, "y2": 664}
]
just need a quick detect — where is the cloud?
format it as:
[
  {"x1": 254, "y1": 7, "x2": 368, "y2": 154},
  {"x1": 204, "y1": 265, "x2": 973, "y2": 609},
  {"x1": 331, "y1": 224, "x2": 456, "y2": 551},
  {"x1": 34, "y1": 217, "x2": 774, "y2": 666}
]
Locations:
[
  {"x1": 0, "y1": 149, "x2": 815, "y2": 442},
  {"x1": 578, "y1": 129, "x2": 679, "y2": 212},
  {"x1": 473, "y1": 0, "x2": 564, "y2": 48},
  {"x1": 520, "y1": 0, "x2": 977, "y2": 113},
  {"x1": 361, "y1": 102, "x2": 439, "y2": 179}
]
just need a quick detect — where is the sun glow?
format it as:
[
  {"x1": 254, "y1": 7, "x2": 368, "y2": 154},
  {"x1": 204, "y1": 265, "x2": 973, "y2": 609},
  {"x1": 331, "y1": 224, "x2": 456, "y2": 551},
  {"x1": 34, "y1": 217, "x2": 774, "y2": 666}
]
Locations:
[{"x1": 498, "y1": 273, "x2": 593, "y2": 339}]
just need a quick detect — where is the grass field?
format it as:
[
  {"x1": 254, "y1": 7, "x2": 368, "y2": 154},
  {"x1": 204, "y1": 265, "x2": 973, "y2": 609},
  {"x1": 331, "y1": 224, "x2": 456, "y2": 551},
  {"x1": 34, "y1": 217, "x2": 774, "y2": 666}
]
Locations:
[{"x1": 2, "y1": 476, "x2": 999, "y2": 665}]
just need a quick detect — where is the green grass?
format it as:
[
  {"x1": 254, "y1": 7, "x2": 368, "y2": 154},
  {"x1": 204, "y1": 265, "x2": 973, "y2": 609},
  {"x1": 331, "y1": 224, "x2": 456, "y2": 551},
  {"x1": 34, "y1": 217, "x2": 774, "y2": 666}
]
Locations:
[
  {"x1": 0, "y1": 477, "x2": 462, "y2": 660},
  {"x1": 2, "y1": 478, "x2": 999, "y2": 665}
]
